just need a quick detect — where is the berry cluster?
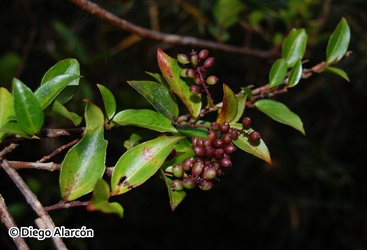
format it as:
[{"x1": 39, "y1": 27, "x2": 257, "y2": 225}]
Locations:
[
  {"x1": 171, "y1": 122, "x2": 238, "y2": 191},
  {"x1": 177, "y1": 49, "x2": 218, "y2": 96}
]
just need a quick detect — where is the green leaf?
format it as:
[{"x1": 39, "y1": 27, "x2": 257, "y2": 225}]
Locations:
[
  {"x1": 87, "y1": 179, "x2": 124, "y2": 218},
  {"x1": 177, "y1": 126, "x2": 208, "y2": 139},
  {"x1": 128, "y1": 80, "x2": 179, "y2": 122},
  {"x1": 287, "y1": 59, "x2": 303, "y2": 88},
  {"x1": 282, "y1": 29, "x2": 307, "y2": 67},
  {"x1": 45, "y1": 100, "x2": 82, "y2": 126},
  {"x1": 97, "y1": 84, "x2": 116, "y2": 121},
  {"x1": 231, "y1": 123, "x2": 271, "y2": 165},
  {"x1": 40, "y1": 58, "x2": 80, "y2": 104},
  {"x1": 255, "y1": 99, "x2": 305, "y2": 135},
  {"x1": 0, "y1": 122, "x2": 31, "y2": 139},
  {"x1": 213, "y1": 0, "x2": 243, "y2": 29},
  {"x1": 231, "y1": 90, "x2": 247, "y2": 123},
  {"x1": 323, "y1": 66, "x2": 350, "y2": 82},
  {"x1": 217, "y1": 84, "x2": 238, "y2": 124},
  {"x1": 157, "y1": 48, "x2": 201, "y2": 119},
  {"x1": 0, "y1": 87, "x2": 14, "y2": 141},
  {"x1": 60, "y1": 101, "x2": 107, "y2": 201},
  {"x1": 12, "y1": 78, "x2": 44, "y2": 135},
  {"x1": 269, "y1": 58, "x2": 287, "y2": 88},
  {"x1": 326, "y1": 18, "x2": 350, "y2": 64},
  {"x1": 111, "y1": 136, "x2": 184, "y2": 195},
  {"x1": 35, "y1": 74, "x2": 80, "y2": 109},
  {"x1": 159, "y1": 169, "x2": 186, "y2": 211},
  {"x1": 112, "y1": 109, "x2": 178, "y2": 133}
]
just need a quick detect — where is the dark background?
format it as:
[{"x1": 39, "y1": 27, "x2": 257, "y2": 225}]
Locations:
[{"x1": 1, "y1": 0, "x2": 367, "y2": 249}]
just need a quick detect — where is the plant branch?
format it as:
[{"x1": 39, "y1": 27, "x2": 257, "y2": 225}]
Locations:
[
  {"x1": 69, "y1": 0, "x2": 278, "y2": 58},
  {"x1": 8, "y1": 161, "x2": 60, "y2": 171},
  {"x1": 44, "y1": 200, "x2": 89, "y2": 212},
  {"x1": 37, "y1": 138, "x2": 80, "y2": 163}
]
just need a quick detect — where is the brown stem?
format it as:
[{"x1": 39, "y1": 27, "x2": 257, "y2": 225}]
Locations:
[
  {"x1": 37, "y1": 138, "x2": 80, "y2": 163},
  {"x1": 8, "y1": 161, "x2": 60, "y2": 171},
  {"x1": 44, "y1": 200, "x2": 89, "y2": 212},
  {"x1": 69, "y1": 0, "x2": 278, "y2": 58}
]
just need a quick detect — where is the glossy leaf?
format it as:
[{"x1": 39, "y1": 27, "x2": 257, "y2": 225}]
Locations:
[
  {"x1": 12, "y1": 78, "x2": 44, "y2": 135},
  {"x1": 40, "y1": 58, "x2": 80, "y2": 104},
  {"x1": 231, "y1": 123, "x2": 271, "y2": 165},
  {"x1": 255, "y1": 99, "x2": 305, "y2": 135},
  {"x1": 60, "y1": 101, "x2": 107, "y2": 201},
  {"x1": 97, "y1": 84, "x2": 116, "y2": 121},
  {"x1": 0, "y1": 122, "x2": 31, "y2": 139},
  {"x1": 128, "y1": 80, "x2": 179, "y2": 122},
  {"x1": 157, "y1": 48, "x2": 201, "y2": 119},
  {"x1": 159, "y1": 169, "x2": 187, "y2": 211},
  {"x1": 282, "y1": 29, "x2": 307, "y2": 67},
  {"x1": 45, "y1": 100, "x2": 82, "y2": 126},
  {"x1": 112, "y1": 109, "x2": 178, "y2": 133},
  {"x1": 326, "y1": 18, "x2": 350, "y2": 64},
  {"x1": 111, "y1": 136, "x2": 184, "y2": 195},
  {"x1": 0, "y1": 87, "x2": 14, "y2": 141},
  {"x1": 217, "y1": 84, "x2": 238, "y2": 124},
  {"x1": 87, "y1": 179, "x2": 124, "y2": 218},
  {"x1": 231, "y1": 90, "x2": 247, "y2": 123},
  {"x1": 268, "y1": 58, "x2": 287, "y2": 88},
  {"x1": 323, "y1": 66, "x2": 350, "y2": 82},
  {"x1": 177, "y1": 126, "x2": 208, "y2": 139},
  {"x1": 287, "y1": 59, "x2": 303, "y2": 88}
]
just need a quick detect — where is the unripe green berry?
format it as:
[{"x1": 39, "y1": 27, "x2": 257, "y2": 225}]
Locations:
[
  {"x1": 182, "y1": 177, "x2": 196, "y2": 189},
  {"x1": 191, "y1": 53, "x2": 199, "y2": 67},
  {"x1": 172, "y1": 164, "x2": 184, "y2": 178},
  {"x1": 203, "y1": 167, "x2": 217, "y2": 180},
  {"x1": 177, "y1": 54, "x2": 190, "y2": 64},
  {"x1": 171, "y1": 179, "x2": 184, "y2": 191},
  {"x1": 206, "y1": 75, "x2": 219, "y2": 85},
  {"x1": 180, "y1": 68, "x2": 189, "y2": 78},
  {"x1": 199, "y1": 180, "x2": 214, "y2": 191}
]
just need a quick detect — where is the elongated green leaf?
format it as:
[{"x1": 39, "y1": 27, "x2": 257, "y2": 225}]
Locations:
[
  {"x1": 159, "y1": 169, "x2": 186, "y2": 211},
  {"x1": 128, "y1": 80, "x2": 179, "y2": 122},
  {"x1": 287, "y1": 59, "x2": 303, "y2": 88},
  {"x1": 231, "y1": 123, "x2": 271, "y2": 164},
  {"x1": 323, "y1": 66, "x2": 350, "y2": 82},
  {"x1": 40, "y1": 58, "x2": 80, "y2": 104},
  {"x1": 282, "y1": 29, "x2": 307, "y2": 67},
  {"x1": 97, "y1": 84, "x2": 116, "y2": 121},
  {"x1": 231, "y1": 90, "x2": 247, "y2": 123},
  {"x1": 12, "y1": 78, "x2": 44, "y2": 135},
  {"x1": 217, "y1": 84, "x2": 238, "y2": 124},
  {"x1": 157, "y1": 48, "x2": 201, "y2": 119},
  {"x1": 111, "y1": 136, "x2": 184, "y2": 195},
  {"x1": 112, "y1": 109, "x2": 178, "y2": 133},
  {"x1": 0, "y1": 122, "x2": 31, "y2": 139},
  {"x1": 269, "y1": 58, "x2": 287, "y2": 88},
  {"x1": 0, "y1": 87, "x2": 14, "y2": 141},
  {"x1": 255, "y1": 99, "x2": 305, "y2": 135},
  {"x1": 60, "y1": 101, "x2": 107, "y2": 201},
  {"x1": 326, "y1": 18, "x2": 350, "y2": 64},
  {"x1": 87, "y1": 179, "x2": 124, "y2": 218},
  {"x1": 45, "y1": 100, "x2": 82, "y2": 126},
  {"x1": 35, "y1": 74, "x2": 80, "y2": 109}
]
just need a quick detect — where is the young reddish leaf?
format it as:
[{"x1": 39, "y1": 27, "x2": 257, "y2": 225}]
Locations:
[
  {"x1": 111, "y1": 136, "x2": 184, "y2": 195},
  {"x1": 282, "y1": 29, "x2": 307, "y2": 68},
  {"x1": 0, "y1": 87, "x2": 14, "y2": 141},
  {"x1": 97, "y1": 84, "x2": 117, "y2": 121},
  {"x1": 40, "y1": 58, "x2": 80, "y2": 104},
  {"x1": 87, "y1": 179, "x2": 124, "y2": 218},
  {"x1": 255, "y1": 99, "x2": 305, "y2": 135},
  {"x1": 323, "y1": 66, "x2": 350, "y2": 82},
  {"x1": 287, "y1": 59, "x2": 303, "y2": 88},
  {"x1": 128, "y1": 80, "x2": 179, "y2": 122},
  {"x1": 12, "y1": 78, "x2": 44, "y2": 135},
  {"x1": 230, "y1": 123, "x2": 271, "y2": 165},
  {"x1": 217, "y1": 84, "x2": 238, "y2": 124},
  {"x1": 326, "y1": 18, "x2": 350, "y2": 64},
  {"x1": 157, "y1": 48, "x2": 201, "y2": 119},
  {"x1": 112, "y1": 109, "x2": 178, "y2": 133},
  {"x1": 159, "y1": 169, "x2": 186, "y2": 211},
  {"x1": 60, "y1": 101, "x2": 107, "y2": 201},
  {"x1": 269, "y1": 58, "x2": 287, "y2": 88}
]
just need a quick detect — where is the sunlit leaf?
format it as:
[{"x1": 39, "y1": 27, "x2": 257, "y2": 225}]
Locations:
[
  {"x1": 128, "y1": 80, "x2": 179, "y2": 122},
  {"x1": 217, "y1": 84, "x2": 238, "y2": 124},
  {"x1": 111, "y1": 136, "x2": 184, "y2": 195},
  {"x1": 0, "y1": 87, "x2": 14, "y2": 141},
  {"x1": 97, "y1": 84, "x2": 116, "y2": 121},
  {"x1": 326, "y1": 18, "x2": 350, "y2": 64},
  {"x1": 255, "y1": 99, "x2": 305, "y2": 135},
  {"x1": 87, "y1": 179, "x2": 124, "y2": 218},
  {"x1": 112, "y1": 109, "x2": 177, "y2": 133},
  {"x1": 282, "y1": 29, "x2": 307, "y2": 67},
  {"x1": 268, "y1": 58, "x2": 287, "y2": 88},
  {"x1": 323, "y1": 66, "x2": 350, "y2": 82},
  {"x1": 157, "y1": 48, "x2": 201, "y2": 119},
  {"x1": 159, "y1": 169, "x2": 186, "y2": 211},
  {"x1": 12, "y1": 78, "x2": 44, "y2": 135},
  {"x1": 60, "y1": 101, "x2": 107, "y2": 201},
  {"x1": 287, "y1": 59, "x2": 303, "y2": 88}
]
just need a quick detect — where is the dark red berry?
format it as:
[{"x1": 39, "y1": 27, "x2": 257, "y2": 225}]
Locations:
[
  {"x1": 191, "y1": 160, "x2": 204, "y2": 177},
  {"x1": 203, "y1": 57, "x2": 215, "y2": 68},
  {"x1": 242, "y1": 117, "x2": 252, "y2": 129},
  {"x1": 193, "y1": 146, "x2": 205, "y2": 156},
  {"x1": 198, "y1": 67, "x2": 207, "y2": 76},
  {"x1": 230, "y1": 129, "x2": 239, "y2": 139},
  {"x1": 207, "y1": 130, "x2": 217, "y2": 141},
  {"x1": 213, "y1": 138, "x2": 224, "y2": 148},
  {"x1": 249, "y1": 131, "x2": 261, "y2": 142},
  {"x1": 190, "y1": 85, "x2": 202, "y2": 94},
  {"x1": 199, "y1": 180, "x2": 214, "y2": 191},
  {"x1": 182, "y1": 177, "x2": 196, "y2": 189},
  {"x1": 204, "y1": 146, "x2": 215, "y2": 157},
  {"x1": 215, "y1": 148, "x2": 225, "y2": 158},
  {"x1": 224, "y1": 144, "x2": 236, "y2": 154},
  {"x1": 210, "y1": 122, "x2": 220, "y2": 132},
  {"x1": 220, "y1": 122, "x2": 230, "y2": 133},
  {"x1": 198, "y1": 49, "x2": 209, "y2": 60},
  {"x1": 182, "y1": 157, "x2": 195, "y2": 171},
  {"x1": 203, "y1": 167, "x2": 217, "y2": 180},
  {"x1": 203, "y1": 139, "x2": 212, "y2": 147},
  {"x1": 222, "y1": 134, "x2": 232, "y2": 144},
  {"x1": 219, "y1": 158, "x2": 232, "y2": 168}
]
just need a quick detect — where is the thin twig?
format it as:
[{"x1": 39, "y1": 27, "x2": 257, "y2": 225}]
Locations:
[
  {"x1": 38, "y1": 138, "x2": 80, "y2": 163},
  {"x1": 69, "y1": 0, "x2": 279, "y2": 58},
  {"x1": 0, "y1": 194, "x2": 30, "y2": 250},
  {"x1": 45, "y1": 200, "x2": 89, "y2": 212},
  {"x1": 8, "y1": 161, "x2": 60, "y2": 171}
]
